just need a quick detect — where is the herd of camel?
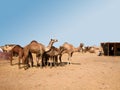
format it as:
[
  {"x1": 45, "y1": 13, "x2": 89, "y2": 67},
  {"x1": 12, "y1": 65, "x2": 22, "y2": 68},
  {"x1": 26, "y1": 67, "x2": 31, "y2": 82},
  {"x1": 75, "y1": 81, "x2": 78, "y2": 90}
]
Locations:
[{"x1": 0, "y1": 39, "x2": 100, "y2": 69}]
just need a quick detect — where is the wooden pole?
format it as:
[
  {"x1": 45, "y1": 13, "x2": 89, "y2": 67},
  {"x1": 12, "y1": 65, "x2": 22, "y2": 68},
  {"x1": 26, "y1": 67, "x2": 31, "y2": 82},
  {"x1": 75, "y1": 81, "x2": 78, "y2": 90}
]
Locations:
[
  {"x1": 114, "y1": 43, "x2": 116, "y2": 56},
  {"x1": 108, "y1": 43, "x2": 109, "y2": 56}
]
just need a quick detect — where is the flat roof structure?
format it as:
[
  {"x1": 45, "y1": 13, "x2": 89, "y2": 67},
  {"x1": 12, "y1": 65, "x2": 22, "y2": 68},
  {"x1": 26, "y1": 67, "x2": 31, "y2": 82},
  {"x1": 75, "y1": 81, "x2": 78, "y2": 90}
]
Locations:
[{"x1": 101, "y1": 42, "x2": 120, "y2": 56}]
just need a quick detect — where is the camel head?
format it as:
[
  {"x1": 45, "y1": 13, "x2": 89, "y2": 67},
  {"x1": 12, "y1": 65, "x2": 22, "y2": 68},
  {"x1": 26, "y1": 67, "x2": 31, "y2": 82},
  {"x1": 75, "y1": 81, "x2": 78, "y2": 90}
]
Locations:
[
  {"x1": 80, "y1": 43, "x2": 84, "y2": 48},
  {"x1": 45, "y1": 39, "x2": 58, "y2": 52},
  {"x1": 50, "y1": 39, "x2": 58, "y2": 43}
]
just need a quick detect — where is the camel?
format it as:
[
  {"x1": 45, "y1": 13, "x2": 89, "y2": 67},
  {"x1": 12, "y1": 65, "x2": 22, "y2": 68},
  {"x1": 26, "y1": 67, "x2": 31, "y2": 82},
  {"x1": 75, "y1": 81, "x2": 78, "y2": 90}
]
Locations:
[
  {"x1": 83, "y1": 46, "x2": 96, "y2": 53},
  {"x1": 10, "y1": 45, "x2": 33, "y2": 69},
  {"x1": 22, "y1": 39, "x2": 58, "y2": 67},
  {"x1": 79, "y1": 43, "x2": 84, "y2": 53},
  {"x1": 2, "y1": 44, "x2": 15, "y2": 52},
  {"x1": 43, "y1": 46, "x2": 65, "y2": 67},
  {"x1": 10, "y1": 45, "x2": 23, "y2": 66},
  {"x1": 59, "y1": 42, "x2": 82, "y2": 64}
]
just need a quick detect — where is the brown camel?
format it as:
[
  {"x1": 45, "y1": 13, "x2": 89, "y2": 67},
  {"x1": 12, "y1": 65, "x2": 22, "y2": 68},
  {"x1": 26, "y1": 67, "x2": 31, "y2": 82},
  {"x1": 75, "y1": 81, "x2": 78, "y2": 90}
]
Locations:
[
  {"x1": 59, "y1": 42, "x2": 82, "y2": 64},
  {"x1": 10, "y1": 45, "x2": 33, "y2": 69},
  {"x1": 10, "y1": 45, "x2": 23, "y2": 66},
  {"x1": 43, "y1": 46, "x2": 65, "y2": 67},
  {"x1": 79, "y1": 43, "x2": 85, "y2": 53},
  {"x1": 23, "y1": 39, "x2": 58, "y2": 67},
  {"x1": 83, "y1": 46, "x2": 96, "y2": 53}
]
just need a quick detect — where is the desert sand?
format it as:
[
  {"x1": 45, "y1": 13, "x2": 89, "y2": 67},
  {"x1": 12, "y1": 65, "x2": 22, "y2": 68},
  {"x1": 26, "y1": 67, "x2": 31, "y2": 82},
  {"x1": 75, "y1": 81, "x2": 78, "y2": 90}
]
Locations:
[{"x1": 0, "y1": 52, "x2": 120, "y2": 90}]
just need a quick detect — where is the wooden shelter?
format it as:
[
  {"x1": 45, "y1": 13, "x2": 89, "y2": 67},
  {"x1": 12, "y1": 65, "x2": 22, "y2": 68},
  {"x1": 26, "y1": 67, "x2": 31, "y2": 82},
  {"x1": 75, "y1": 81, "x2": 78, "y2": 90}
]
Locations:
[{"x1": 101, "y1": 42, "x2": 120, "y2": 56}]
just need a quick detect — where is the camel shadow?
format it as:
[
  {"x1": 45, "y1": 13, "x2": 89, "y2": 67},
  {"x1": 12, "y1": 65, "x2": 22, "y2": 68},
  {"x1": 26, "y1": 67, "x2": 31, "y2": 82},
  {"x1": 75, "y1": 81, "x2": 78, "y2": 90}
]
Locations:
[
  {"x1": 49, "y1": 62, "x2": 81, "y2": 67},
  {"x1": 39, "y1": 62, "x2": 68, "y2": 68},
  {"x1": 59, "y1": 62, "x2": 68, "y2": 66},
  {"x1": 11, "y1": 63, "x2": 20, "y2": 66},
  {"x1": 70, "y1": 62, "x2": 81, "y2": 65},
  {"x1": 12, "y1": 62, "x2": 81, "y2": 69}
]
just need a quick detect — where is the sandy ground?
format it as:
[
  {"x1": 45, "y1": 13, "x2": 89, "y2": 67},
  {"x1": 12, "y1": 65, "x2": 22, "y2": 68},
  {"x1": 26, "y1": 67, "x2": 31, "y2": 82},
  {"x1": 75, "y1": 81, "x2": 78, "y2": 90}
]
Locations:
[{"x1": 0, "y1": 52, "x2": 120, "y2": 90}]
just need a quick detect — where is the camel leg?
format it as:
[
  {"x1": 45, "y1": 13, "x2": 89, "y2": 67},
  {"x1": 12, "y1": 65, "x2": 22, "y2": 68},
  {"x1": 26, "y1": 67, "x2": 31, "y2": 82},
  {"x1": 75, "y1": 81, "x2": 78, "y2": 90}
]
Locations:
[
  {"x1": 59, "y1": 54, "x2": 62, "y2": 64},
  {"x1": 52, "y1": 56, "x2": 56, "y2": 67},
  {"x1": 22, "y1": 55, "x2": 29, "y2": 70},
  {"x1": 27, "y1": 56, "x2": 33, "y2": 67},
  {"x1": 50, "y1": 57, "x2": 53, "y2": 68},
  {"x1": 18, "y1": 57, "x2": 21, "y2": 69},
  {"x1": 18, "y1": 52, "x2": 23, "y2": 69},
  {"x1": 24, "y1": 57, "x2": 30, "y2": 70},
  {"x1": 29, "y1": 56, "x2": 34, "y2": 67},
  {"x1": 68, "y1": 53, "x2": 72, "y2": 64},
  {"x1": 9, "y1": 51, "x2": 13, "y2": 66},
  {"x1": 39, "y1": 56, "x2": 43, "y2": 67},
  {"x1": 68, "y1": 54, "x2": 71, "y2": 64},
  {"x1": 10, "y1": 58, "x2": 13, "y2": 66},
  {"x1": 41, "y1": 54, "x2": 48, "y2": 68},
  {"x1": 28, "y1": 52, "x2": 34, "y2": 67},
  {"x1": 36, "y1": 54, "x2": 41, "y2": 67},
  {"x1": 31, "y1": 59, "x2": 34, "y2": 67},
  {"x1": 9, "y1": 53, "x2": 13, "y2": 66},
  {"x1": 40, "y1": 55, "x2": 47, "y2": 68},
  {"x1": 46, "y1": 57, "x2": 49, "y2": 67},
  {"x1": 36, "y1": 57, "x2": 40, "y2": 67},
  {"x1": 54, "y1": 56, "x2": 58, "y2": 66}
]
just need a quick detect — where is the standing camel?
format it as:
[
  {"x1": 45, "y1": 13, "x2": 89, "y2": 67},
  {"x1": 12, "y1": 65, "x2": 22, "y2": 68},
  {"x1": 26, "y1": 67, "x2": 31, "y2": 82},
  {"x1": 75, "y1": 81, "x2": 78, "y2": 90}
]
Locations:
[
  {"x1": 79, "y1": 43, "x2": 84, "y2": 53},
  {"x1": 43, "y1": 46, "x2": 65, "y2": 67},
  {"x1": 10, "y1": 45, "x2": 33, "y2": 69},
  {"x1": 59, "y1": 42, "x2": 82, "y2": 64},
  {"x1": 23, "y1": 39, "x2": 58, "y2": 67},
  {"x1": 10, "y1": 45, "x2": 23, "y2": 66}
]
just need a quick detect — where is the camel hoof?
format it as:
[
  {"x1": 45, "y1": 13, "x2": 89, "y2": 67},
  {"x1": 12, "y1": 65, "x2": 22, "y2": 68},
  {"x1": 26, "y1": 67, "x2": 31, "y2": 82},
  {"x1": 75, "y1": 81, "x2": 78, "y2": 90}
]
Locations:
[
  {"x1": 28, "y1": 64, "x2": 30, "y2": 67},
  {"x1": 37, "y1": 64, "x2": 40, "y2": 67},
  {"x1": 67, "y1": 62, "x2": 70, "y2": 64},
  {"x1": 24, "y1": 67, "x2": 28, "y2": 70},
  {"x1": 31, "y1": 65, "x2": 34, "y2": 67},
  {"x1": 31, "y1": 63, "x2": 34, "y2": 67}
]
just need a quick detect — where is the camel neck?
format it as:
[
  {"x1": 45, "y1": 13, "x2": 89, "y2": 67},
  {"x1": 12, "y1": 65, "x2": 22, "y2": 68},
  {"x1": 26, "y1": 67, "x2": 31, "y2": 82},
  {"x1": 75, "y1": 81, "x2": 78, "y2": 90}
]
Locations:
[{"x1": 47, "y1": 41, "x2": 54, "y2": 49}]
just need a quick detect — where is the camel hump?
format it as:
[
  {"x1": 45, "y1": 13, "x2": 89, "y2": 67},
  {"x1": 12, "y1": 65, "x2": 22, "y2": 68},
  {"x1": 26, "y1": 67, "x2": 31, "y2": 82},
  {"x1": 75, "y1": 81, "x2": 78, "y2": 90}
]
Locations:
[
  {"x1": 15, "y1": 45, "x2": 22, "y2": 48},
  {"x1": 51, "y1": 46, "x2": 58, "y2": 51},
  {"x1": 64, "y1": 42, "x2": 68, "y2": 44},
  {"x1": 63, "y1": 42, "x2": 73, "y2": 47},
  {"x1": 30, "y1": 40, "x2": 38, "y2": 44}
]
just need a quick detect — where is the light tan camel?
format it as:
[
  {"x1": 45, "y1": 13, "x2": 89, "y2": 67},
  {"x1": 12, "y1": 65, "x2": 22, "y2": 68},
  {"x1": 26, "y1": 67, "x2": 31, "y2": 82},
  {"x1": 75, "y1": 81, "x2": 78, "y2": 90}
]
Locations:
[
  {"x1": 3, "y1": 44, "x2": 15, "y2": 52},
  {"x1": 84, "y1": 46, "x2": 96, "y2": 53},
  {"x1": 59, "y1": 42, "x2": 82, "y2": 64},
  {"x1": 23, "y1": 39, "x2": 58, "y2": 67}
]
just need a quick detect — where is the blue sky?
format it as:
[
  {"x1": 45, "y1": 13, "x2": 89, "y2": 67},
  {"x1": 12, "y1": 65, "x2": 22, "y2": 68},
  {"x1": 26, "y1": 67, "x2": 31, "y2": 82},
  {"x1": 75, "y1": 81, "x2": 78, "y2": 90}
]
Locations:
[{"x1": 0, "y1": 0, "x2": 120, "y2": 47}]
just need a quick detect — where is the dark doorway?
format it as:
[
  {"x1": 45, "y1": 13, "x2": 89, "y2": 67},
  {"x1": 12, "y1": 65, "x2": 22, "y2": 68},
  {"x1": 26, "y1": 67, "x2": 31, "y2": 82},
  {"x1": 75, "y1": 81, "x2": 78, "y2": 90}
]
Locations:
[{"x1": 109, "y1": 44, "x2": 114, "y2": 56}]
